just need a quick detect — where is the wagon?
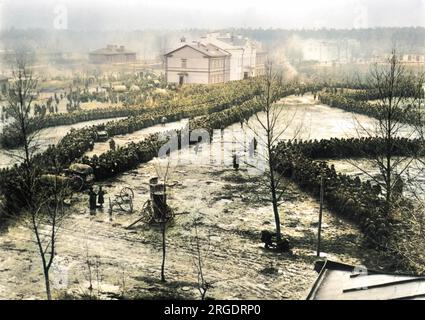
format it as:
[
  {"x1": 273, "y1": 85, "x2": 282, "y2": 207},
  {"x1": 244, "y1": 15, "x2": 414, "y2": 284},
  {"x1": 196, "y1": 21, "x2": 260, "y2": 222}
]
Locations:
[
  {"x1": 96, "y1": 130, "x2": 109, "y2": 142},
  {"x1": 126, "y1": 177, "x2": 174, "y2": 228},
  {"x1": 63, "y1": 163, "x2": 95, "y2": 191},
  {"x1": 38, "y1": 174, "x2": 82, "y2": 200}
]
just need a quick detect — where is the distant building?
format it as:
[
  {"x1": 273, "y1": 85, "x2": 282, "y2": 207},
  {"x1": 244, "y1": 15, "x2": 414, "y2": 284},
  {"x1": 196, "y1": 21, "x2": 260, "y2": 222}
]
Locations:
[
  {"x1": 300, "y1": 39, "x2": 360, "y2": 64},
  {"x1": 89, "y1": 45, "x2": 136, "y2": 64},
  {"x1": 360, "y1": 53, "x2": 425, "y2": 65},
  {"x1": 164, "y1": 40, "x2": 231, "y2": 85},
  {"x1": 164, "y1": 33, "x2": 266, "y2": 85},
  {"x1": 255, "y1": 51, "x2": 267, "y2": 77},
  {"x1": 401, "y1": 54, "x2": 425, "y2": 64}
]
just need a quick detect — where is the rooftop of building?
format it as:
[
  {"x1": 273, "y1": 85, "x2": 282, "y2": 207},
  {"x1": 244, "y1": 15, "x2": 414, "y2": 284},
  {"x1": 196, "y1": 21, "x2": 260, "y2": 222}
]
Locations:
[
  {"x1": 165, "y1": 42, "x2": 230, "y2": 58},
  {"x1": 90, "y1": 45, "x2": 136, "y2": 55}
]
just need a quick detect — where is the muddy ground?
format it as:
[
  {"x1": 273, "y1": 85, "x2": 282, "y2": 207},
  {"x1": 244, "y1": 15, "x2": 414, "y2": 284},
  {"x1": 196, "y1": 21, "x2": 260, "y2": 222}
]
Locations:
[
  {"x1": 0, "y1": 95, "x2": 392, "y2": 300},
  {"x1": 0, "y1": 158, "x2": 387, "y2": 300}
]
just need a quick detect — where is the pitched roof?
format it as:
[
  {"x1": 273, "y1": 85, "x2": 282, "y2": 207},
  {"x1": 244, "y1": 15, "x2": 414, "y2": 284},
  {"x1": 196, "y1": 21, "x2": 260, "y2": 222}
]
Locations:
[
  {"x1": 90, "y1": 45, "x2": 135, "y2": 56},
  {"x1": 165, "y1": 43, "x2": 230, "y2": 58},
  {"x1": 206, "y1": 38, "x2": 245, "y2": 51}
]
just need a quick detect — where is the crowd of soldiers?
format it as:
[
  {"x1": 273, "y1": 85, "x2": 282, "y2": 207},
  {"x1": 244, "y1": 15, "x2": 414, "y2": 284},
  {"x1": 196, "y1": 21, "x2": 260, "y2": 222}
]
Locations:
[
  {"x1": 319, "y1": 92, "x2": 420, "y2": 126},
  {"x1": 34, "y1": 100, "x2": 59, "y2": 117},
  {"x1": 275, "y1": 140, "x2": 396, "y2": 247},
  {"x1": 81, "y1": 137, "x2": 163, "y2": 180},
  {"x1": 284, "y1": 137, "x2": 423, "y2": 159}
]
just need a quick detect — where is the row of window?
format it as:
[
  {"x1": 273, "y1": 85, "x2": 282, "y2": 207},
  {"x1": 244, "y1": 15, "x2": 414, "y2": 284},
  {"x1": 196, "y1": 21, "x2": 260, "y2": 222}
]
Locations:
[
  {"x1": 180, "y1": 58, "x2": 225, "y2": 69},
  {"x1": 211, "y1": 59, "x2": 224, "y2": 69}
]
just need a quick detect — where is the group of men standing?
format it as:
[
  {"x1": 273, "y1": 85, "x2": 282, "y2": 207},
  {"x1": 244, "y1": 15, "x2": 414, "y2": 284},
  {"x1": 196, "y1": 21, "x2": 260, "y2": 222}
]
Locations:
[{"x1": 88, "y1": 186, "x2": 106, "y2": 211}]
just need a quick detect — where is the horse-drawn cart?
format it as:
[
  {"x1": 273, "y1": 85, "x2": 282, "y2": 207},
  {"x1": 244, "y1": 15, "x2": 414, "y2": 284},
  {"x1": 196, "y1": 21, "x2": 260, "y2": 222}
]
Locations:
[
  {"x1": 63, "y1": 163, "x2": 95, "y2": 191},
  {"x1": 39, "y1": 163, "x2": 95, "y2": 203},
  {"x1": 126, "y1": 177, "x2": 174, "y2": 228}
]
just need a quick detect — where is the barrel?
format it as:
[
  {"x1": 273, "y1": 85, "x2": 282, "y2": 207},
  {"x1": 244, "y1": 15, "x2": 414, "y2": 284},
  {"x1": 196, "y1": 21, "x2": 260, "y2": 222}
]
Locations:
[
  {"x1": 152, "y1": 192, "x2": 167, "y2": 220},
  {"x1": 149, "y1": 177, "x2": 167, "y2": 220},
  {"x1": 149, "y1": 177, "x2": 166, "y2": 200}
]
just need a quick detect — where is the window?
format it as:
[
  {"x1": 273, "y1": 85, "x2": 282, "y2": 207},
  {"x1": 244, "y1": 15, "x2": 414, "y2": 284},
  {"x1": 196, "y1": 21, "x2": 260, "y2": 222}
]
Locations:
[
  {"x1": 181, "y1": 59, "x2": 187, "y2": 68},
  {"x1": 212, "y1": 59, "x2": 221, "y2": 69}
]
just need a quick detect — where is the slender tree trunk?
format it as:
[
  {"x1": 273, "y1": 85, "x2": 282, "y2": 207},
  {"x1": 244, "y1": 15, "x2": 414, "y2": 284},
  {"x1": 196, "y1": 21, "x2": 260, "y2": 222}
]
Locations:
[
  {"x1": 268, "y1": 152, "x2": 282, "y2": 242},
  {"x1": 44, "y1": 269, "x2": 52, "y2": 300},
  {"x1": 385, "y1": 153, "x2": 392, "y2": 216},
  {"x1": 161, "y1": 222, "x2": 166, "y2": 282},
  {"x1": 201, "y1": 289, "x2": 206, "y2": 301}
]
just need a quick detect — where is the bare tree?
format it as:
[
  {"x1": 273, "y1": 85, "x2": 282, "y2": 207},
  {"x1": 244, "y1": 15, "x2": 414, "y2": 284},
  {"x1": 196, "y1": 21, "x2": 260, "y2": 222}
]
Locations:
[
  {"x1": 4, "y1": 52, "x2": 40, "y2": 167},
  {"x1": 2, "y1": 52, "x2": 69, "y2": 299},
  {"x1": 389, "y1": 67, "x2": 425, "y2": 271},
  {"x1": 153, "y1": 158, "x2": 174, "y2": 282},
  {"x1": 243, "y1": 62, "x2": 302, "y2": 249},
  {"x1": 189, "y1": 217, "x2": 244, "y2": 299},
  {"x1": 191, "y1": 219, "x2": 213, "y2": 300},
  {"x1": 83, "y1": 242, "x2": 103, "y2": 299},
  {"x1": 349, "y1": 50, "x2": 424, "y2": 218},
  {"x1": 26, "y1": 174, "x2": 68, "y2": 300}
]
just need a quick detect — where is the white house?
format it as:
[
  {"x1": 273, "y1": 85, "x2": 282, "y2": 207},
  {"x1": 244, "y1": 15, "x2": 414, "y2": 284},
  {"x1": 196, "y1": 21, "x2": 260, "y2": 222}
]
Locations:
[
  {"x1": 164, "y1": 33, "x2": 266, "y2": 85},
  {"x1": 203, "y1": 33, "x2": 244, "y2": 81},
  {"x1": 164, "y1": 40, "x2": 230, "y2": 85}
]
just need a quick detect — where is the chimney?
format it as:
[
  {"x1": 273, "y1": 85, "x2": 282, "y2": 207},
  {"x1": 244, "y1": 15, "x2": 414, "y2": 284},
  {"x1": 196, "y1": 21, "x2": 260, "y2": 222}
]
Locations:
[{"x1": 180, "y1": 36, "x2": 186, "y2": 43}]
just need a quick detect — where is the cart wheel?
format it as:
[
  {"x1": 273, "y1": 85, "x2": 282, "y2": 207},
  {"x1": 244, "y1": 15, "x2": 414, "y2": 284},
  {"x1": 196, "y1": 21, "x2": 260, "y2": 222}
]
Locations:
[
  {"x1": 69, "y1": 175, "x2": 84, "y2": 192},
  {"x1": 120, "y1": 187, "x2": 134, "y2": 201},
  {"x1": 141, "y1": 200, "x2": 154, "y2": 224},
  {"x1": 118, "y1": 187, "x2": 134, "y2": 213}
]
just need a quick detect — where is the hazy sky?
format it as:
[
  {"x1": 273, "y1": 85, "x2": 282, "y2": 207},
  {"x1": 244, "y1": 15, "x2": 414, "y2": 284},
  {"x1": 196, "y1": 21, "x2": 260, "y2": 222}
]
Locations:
[{"x1": 1, "y1": 0, "x2": 425, "y2": 30}]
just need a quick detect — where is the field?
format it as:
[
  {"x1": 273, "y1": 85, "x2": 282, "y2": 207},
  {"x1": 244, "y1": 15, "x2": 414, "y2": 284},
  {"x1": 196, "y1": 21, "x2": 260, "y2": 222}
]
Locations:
[{"x1": 0, "y1": 94, "x2": 397, "y2": 299}]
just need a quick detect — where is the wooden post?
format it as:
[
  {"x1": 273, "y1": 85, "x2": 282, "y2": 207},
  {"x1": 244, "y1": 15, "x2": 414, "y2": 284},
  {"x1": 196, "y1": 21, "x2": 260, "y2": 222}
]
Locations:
[
  {"x1": 108, "y1": 197, "x2": 113, "y2": 221},
  {"x1": 317, "y1": 175, "x2": 324, "y2": 257}
]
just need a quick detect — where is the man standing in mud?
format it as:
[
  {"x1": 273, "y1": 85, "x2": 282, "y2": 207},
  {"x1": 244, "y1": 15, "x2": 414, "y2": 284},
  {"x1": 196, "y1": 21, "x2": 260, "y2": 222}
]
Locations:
[
  {"x1": 89, "y1": 187, "x2": 97, "y2": 212},
  {"x1": 98, "y1": 186, "x2": 106, "y2": 208},
  {"x1": 109, "y1": 138, "x2": 116, "y2": 151}
]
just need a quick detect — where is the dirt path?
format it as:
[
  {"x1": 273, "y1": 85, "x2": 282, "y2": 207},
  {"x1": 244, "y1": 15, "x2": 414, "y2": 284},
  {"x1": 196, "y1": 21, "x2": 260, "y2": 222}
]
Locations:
[
  {"x1": 85, "y1": 118, "x2": 189, "y2": 157},
  {"x1": 0, "y1": 117, "x2": 127, "y2": 169},
  {"x1": 0, "y1": 95, "x2": 390, "y2": 300}
]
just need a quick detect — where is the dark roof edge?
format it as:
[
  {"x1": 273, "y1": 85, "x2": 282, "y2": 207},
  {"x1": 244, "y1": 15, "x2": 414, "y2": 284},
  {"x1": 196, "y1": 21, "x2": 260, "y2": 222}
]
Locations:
[
  {"x1": 306, "y1": 259, "x2": 424, "y2": 300},
  {"x1": 164, "y1": 44, "x2": 229, "y2": 58},
  {"x1": 306, "y1": 259, "x2": 329, "y2": 300}
]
